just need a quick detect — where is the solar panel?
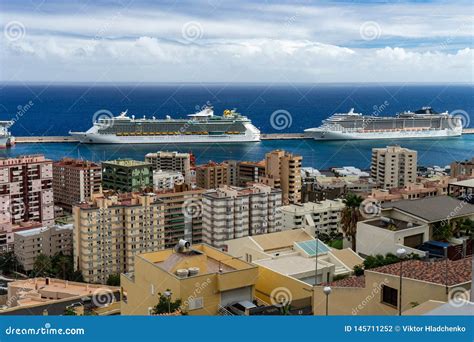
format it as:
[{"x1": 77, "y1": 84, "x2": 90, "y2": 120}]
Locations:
[{"x1": 295, "y1": 240, "x2": 330, "y2": 256}]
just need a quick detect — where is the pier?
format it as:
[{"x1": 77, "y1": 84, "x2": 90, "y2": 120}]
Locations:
[{"x1": 12, "y1": 130, "x2": 474, "y2": 144}]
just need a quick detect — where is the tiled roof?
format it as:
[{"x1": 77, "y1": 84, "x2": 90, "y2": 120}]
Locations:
[
  {"x1": 370, "y1": 257, "x2": 472, "y2": 286},
  {"x1": 323, "y1": 275, "x2": 366, "y2": 288}
]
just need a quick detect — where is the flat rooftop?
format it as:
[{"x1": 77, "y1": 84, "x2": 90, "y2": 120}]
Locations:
[
  {"x1": 364, "y1": 217, "x2": 421, "y2": 231},
  {"x1": 250, "y1": 229, "x2": 314, "y2": 252},
  {"x1": 255, "y1": 255, "x2": 329, "y2": 279},
  {"x1": 382, "y1": 195, "x2": 474, "y2": 222},
  {"x1": 155, "y1": 250, "x2": 236, "y2": 274}
]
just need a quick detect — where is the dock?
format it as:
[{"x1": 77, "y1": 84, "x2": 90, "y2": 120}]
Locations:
[
  {"x1": 14, "y1": 133, "x2": 310, "y2": 143},
  {"x1": 15, "y1": 136, "x2": 80, "y2": 143},
  {"x1": 12, "y1": 130, "x2": 474, "y2": 144}
]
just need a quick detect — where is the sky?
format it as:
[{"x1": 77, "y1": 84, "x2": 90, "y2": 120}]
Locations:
[{"x1": 0, "y1": 0, "x2": 472, "y2": 83}]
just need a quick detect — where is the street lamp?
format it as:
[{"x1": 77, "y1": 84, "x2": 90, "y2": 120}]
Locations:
[
  {"x1": 396, "y1": 248, "x2": 407, "y2": 316},
  {"x1": 323, "y1": 286, "x2": 332, "y2": 316},
  {"x1": 163, "y1": 290, "x2": 172, "y2": 313}
]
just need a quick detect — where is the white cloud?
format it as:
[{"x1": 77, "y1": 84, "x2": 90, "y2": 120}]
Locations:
[{"x1": 0, "y1": 1, "x2": 472, "y2": 82}]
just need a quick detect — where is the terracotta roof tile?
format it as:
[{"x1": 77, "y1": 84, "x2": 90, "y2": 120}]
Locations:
[{"x1": 370, "y1": 257, "x2": 472, "y2": 286}]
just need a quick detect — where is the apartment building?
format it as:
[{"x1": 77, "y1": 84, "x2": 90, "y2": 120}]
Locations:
[
  {"x1": 196, "y1": 162, "x2": 228, "y2": 189},
  {"x1": 154, "y1": 187, "x2": 205, "y2": 247},
  {"x1": 121, "y1": 244, "x2": 258, "y2": 316},
  {"x1": 451, "y1": 157, "x2": 474, "y2": 178},
  {"x1": 281, "y1": 199, "x2": 345, "y2": 235},
  {"x1": 152, "y1": 170, "x2": 184, "y2": 190},
  {"x1": 0, "y1": 155, "x2": 54, "y2": 231},
  {"x1": 102, "y1": 159, "x2": 153, "y2": 192},
  {"x1": 202, "y1": 184, "x2": 282, "y2": 250},
  {"x1": 371, "y1": 146, "x2": 417, "y2": 189},
  {"x1": 145, "y1": 151, "x2": 192, "y2": 183},
  {"x1": 73, "y1": 193, "x2": 165, "y2": 283},
  {"x1": 261, "y1": 150, "x2": 302, "y2": 205},
  {"x1": 14, "y1": 224, "x2": 73, "y2": 271},
  {"x1": 53, "y1": 158, "x2": 102, "y2": 210}
]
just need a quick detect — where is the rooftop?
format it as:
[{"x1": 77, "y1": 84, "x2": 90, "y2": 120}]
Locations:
[
  {"x1": 140, "y1": 244, "x2": 255, "y2": 277},
  {"x1": 54, "y1": 158, "x2": 100, "y2": 169},
  {"x1": 382, "y1": 195, "x2": 474, "y2": 222},
  {"x1": 14, "y1": 224, "x2": 73, "y2": 237},
  {"x1": 249, "y1": 229, "x2": 314, "y2": 252},
  {"x1": 323, "y1": 275, "x2": 366, "y2": 288},
  {"x1": 103, "y1": 159, "x2": 152, "y2": 167},
  {"x1": 371, "y1": 257, "x2": 472, "y2": 286},
  {"x1": 363, "y1": 217, "x2": 421, "y2": 231},
  {"x1": 450, "y1": 178, "x2": 474, "y2": 188}
]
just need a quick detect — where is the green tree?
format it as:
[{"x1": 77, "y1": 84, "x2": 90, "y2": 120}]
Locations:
[
  {"x1": 0, "y1": 251, "x2": 24, "y2": 275},
  {"x1": 432, "y1": 222, "x2": 453, "y2": 241},
  {"x1": 33, "y1": 254, "x2": 52, "y2": 277},
  {"x1": 106, "y1": 274, "x2": 121, "y2": 286},
  {"x1": 152, "y1": 290, "x2": 182, "y2": 315},
  {"x1": 64, "y1": 307, "x2": 77, "y2": 316},
  {"x1": 341, "y1": 193, "x2": 364, "y2": 251},
  {"x1": 51, "y1": 253, "x2": 74, "y2": 280}
]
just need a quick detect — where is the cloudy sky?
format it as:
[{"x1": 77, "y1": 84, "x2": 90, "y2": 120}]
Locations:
[{"x1": 0, "y1": 0, "x2": 472, "y2": 83}]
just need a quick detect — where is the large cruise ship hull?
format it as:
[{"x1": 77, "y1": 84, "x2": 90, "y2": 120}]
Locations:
[
  {"x1": 305, "y1": 128, "x2": 462, "y2": 141},
  {"x1": 70, "y1": 132, "x2": 261, "y2": 144}
]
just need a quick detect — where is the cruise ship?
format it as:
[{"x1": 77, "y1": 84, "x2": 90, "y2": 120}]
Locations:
[
  {"x1": 70, "y1": 106, "x2": 261, "y2": 144},
  {"x1": 304, "y1": 107, "x2": 463, "y2": 140},
  {"x1": 0, "y1": 121, "x2": 15, "y2": 148}
]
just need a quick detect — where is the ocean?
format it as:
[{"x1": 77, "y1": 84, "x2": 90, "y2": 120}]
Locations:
[{"x1": 0, "y1": 83, "x2": 472, "y2": 169}]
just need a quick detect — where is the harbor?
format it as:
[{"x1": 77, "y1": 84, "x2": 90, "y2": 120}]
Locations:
[{"x1": 12, "y1": 129, "x2": 474, "y2": 144}]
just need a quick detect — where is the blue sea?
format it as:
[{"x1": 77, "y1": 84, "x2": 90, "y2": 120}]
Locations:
[{"x1": 0, "y1": 83, "x2": 472, "y2": 169}]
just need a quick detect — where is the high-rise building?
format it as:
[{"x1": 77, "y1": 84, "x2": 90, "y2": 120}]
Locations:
[
  {"x1": 14, "y1": 224, "x2": 73, "y2": 271},
  {"x1": 261, "y1": 150, "x2": 302, "y2": 204},
  {"x1": 73, "y1": 187, "x2": 204, "y2": 283},
  {"x1": 102, "y1": 159, "x2": 153, "y2": 192},
  {"x1": 73, "y1": 193, "x2": 165, "y2": 283},
  {"x1": 0, "y1": 155, "x2": 54, "y2": 230},
  {"x1": 145, "y1": 151, "x2": 192, "y2": 183},
  {"x1": 154, "y1": 187, "x2": 205, "y2": 248},
  {"x1": 202, "y1": 184, "x2": 282, "y2": 250},
  {"x1": 450, "y1": 157, "x2": 474, "y2": 178},
  {"x1": 196, "y1": 162, "x2": 228, "y2": 189},
  {"x1": 371, "y1": 146, "x2": 417, "y2": 189},
  {"x1": 53, "y1": 158, "x2": 102, "y2": 210},
  {"x1": 281, "y1": 199, "x2": 345, "y2": 235},
  {"x1": 237, "y1": 160, "x2": 266, "y2": 187}
]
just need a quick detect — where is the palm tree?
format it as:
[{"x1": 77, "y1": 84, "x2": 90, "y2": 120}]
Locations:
[
  {"x1": 341, "y1": 193, "x2": 363, "y2": 251},
  {"x1": 33, "y1": 254, "x2": 52, "y2": 277}
]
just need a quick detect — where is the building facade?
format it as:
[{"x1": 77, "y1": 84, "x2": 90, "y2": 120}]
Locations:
[
  {"x1": 0, "y1": 155, "x2": 54, "y2": 231},
  {"x1": 261, "y1": 150, "x2": 302, "y2": 205},
  {"x1": 145, "y1": 151, "x2": 192, "y2": 183},
  {"x1": 451, "y1": 157, "x2": 474, "y2": 178},
  {"x1": 14, "y1": 224, "x2": 73, "y2": 271},
  {"x1": 73, "y1": 193, "x2": 165, "y2": 283},
  {"x1": 195, "y1": 162, "x2": 228, "y2": 189},
  {"x1": 371, "y1": 146, "x2": 417, "y2": 189},
  {"x1": 120, "y1": 244, "x2": 258, "y2": 316},
  {"x1": 53, "y1": 158, "x2": 102, "y2": 210},
  {"x1": 202, "y1": 184, "x2": 282, "y2": 249},
  {"x1": 281, "y1": 199, "x2": 345, "y2": 235},
  {"x1": 102, "y1": 159, "x2": 153, "y2": 192}
]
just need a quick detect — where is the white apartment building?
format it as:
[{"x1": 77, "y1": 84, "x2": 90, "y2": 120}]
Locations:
[
  {"x1": 145, "y1": 151, "x2": 192, "y2": 183},
  {"x1": 281, "y1": 199, "x2": 345, "y2": 235},
  {"x1": 152, "y1": 170, "x2": 184, "y2": 190},
  {"x1": 371, "y1": 146, "x2": 417, "y2": 189},
  {"x1": 202, "y1": 184, "x2": 282, "y2": 250}
]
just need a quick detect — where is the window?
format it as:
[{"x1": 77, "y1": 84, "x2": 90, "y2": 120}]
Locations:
[
  {"x1": 381, "y1": 285, "x2": 398, "y2": 307},
  {"x1": 188, "y1": 297, "x2": 204, "y2": 310}
]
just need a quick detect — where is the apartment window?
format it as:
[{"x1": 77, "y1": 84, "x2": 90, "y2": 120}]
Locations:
[
  {"x1": 381, "y1": 285, "x2": 398, "y2": 307},
  {"x1": 188, "y1": 297, "x2": 204, "y2": 310}
]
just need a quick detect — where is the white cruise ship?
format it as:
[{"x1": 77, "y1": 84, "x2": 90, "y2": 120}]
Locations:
[
  {"x1": 70, "y1": 106, "x2": 260, "y2": 144},
  {"x1": 304, "y1": 107, "x2": 463, "y2": 140}
]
